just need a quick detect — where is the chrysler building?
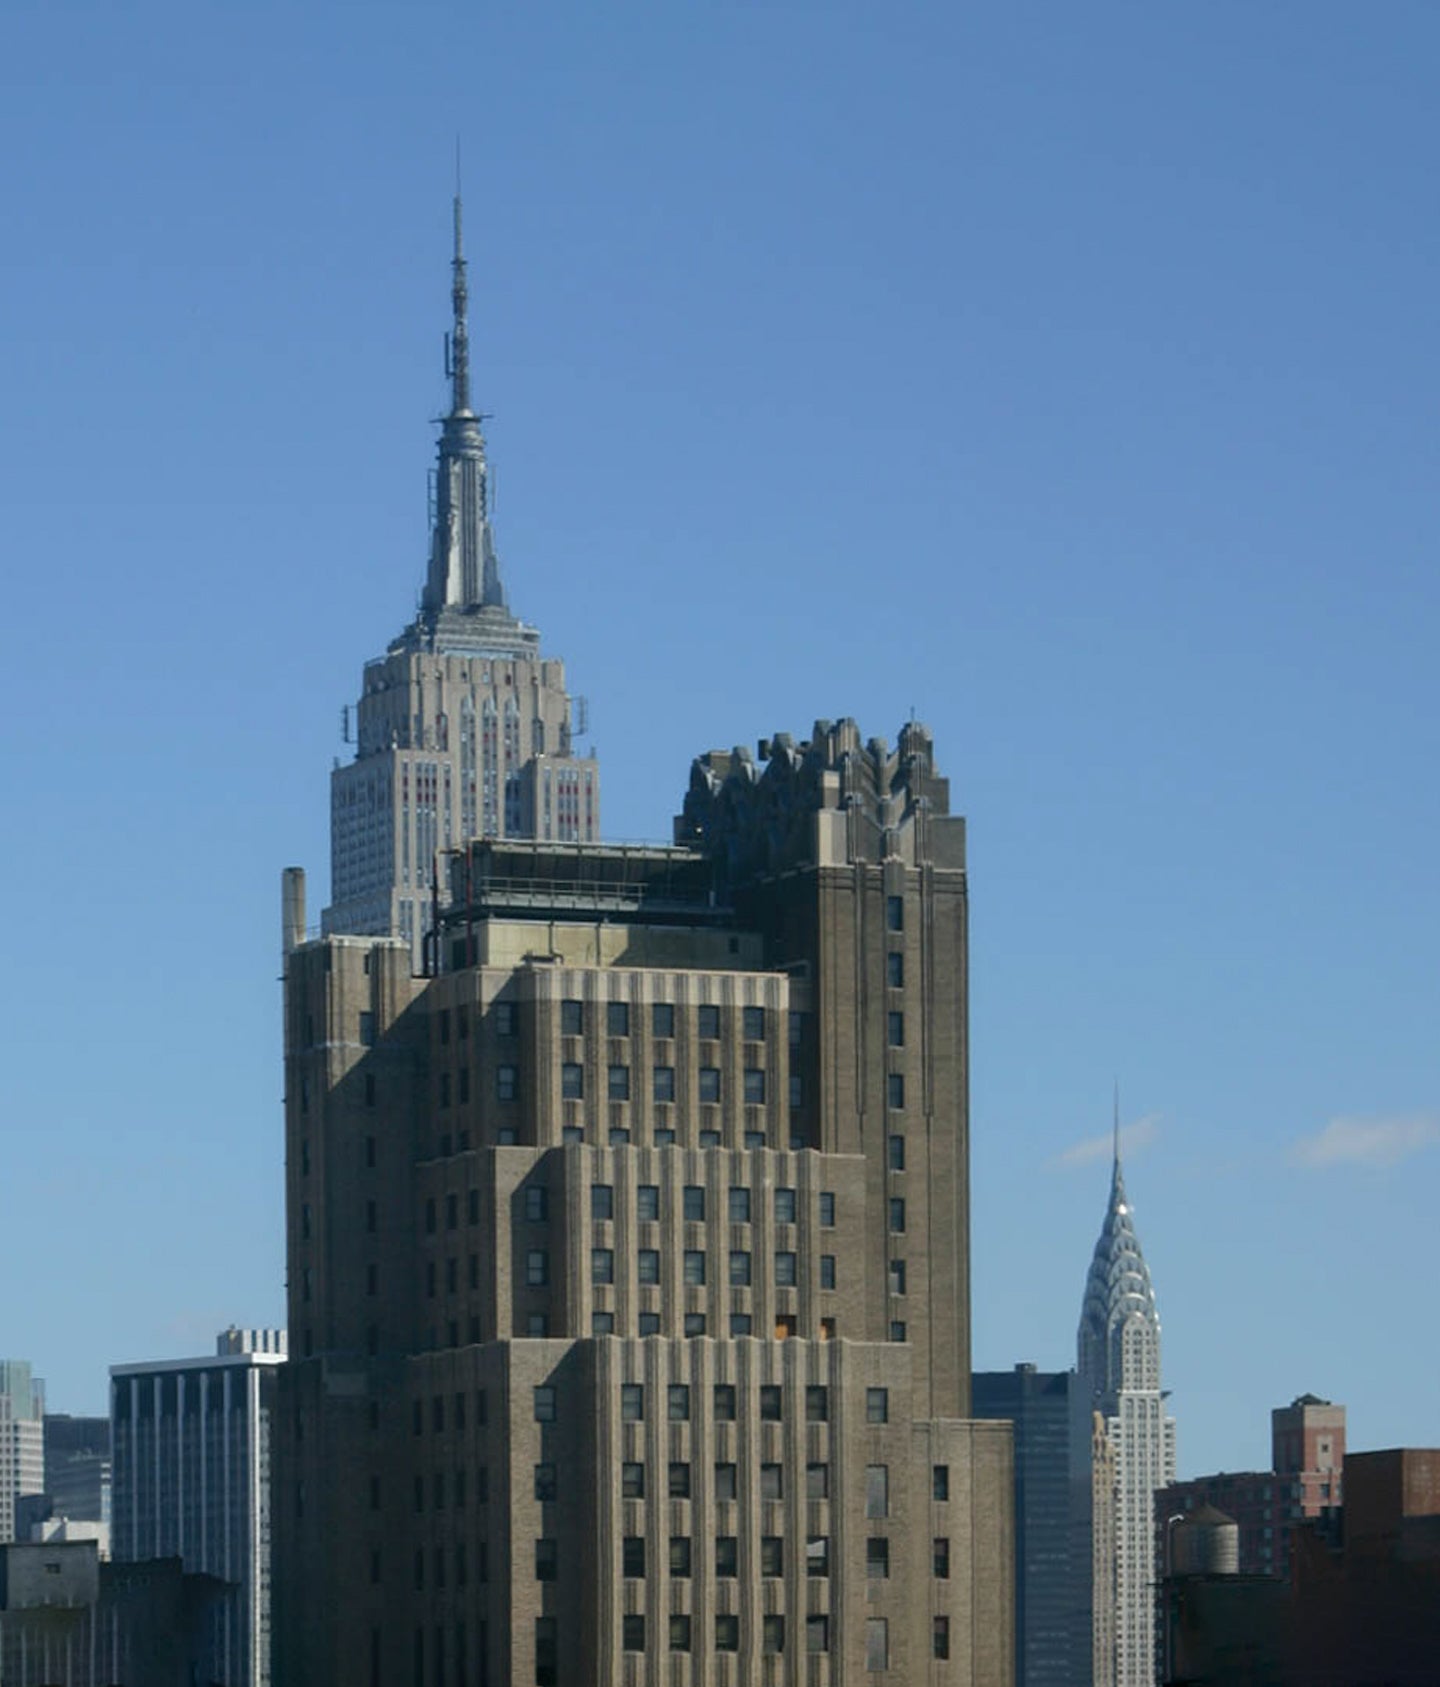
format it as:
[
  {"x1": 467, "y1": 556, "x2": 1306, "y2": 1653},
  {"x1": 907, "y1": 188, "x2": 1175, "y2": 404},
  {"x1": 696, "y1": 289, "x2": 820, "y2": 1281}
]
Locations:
[{"x1": 324, "y1": 199, "x2": 598, "y2": 964}]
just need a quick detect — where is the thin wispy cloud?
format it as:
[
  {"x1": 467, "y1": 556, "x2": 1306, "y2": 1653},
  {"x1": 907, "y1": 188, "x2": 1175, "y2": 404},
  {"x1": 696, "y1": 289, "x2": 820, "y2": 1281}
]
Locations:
[
  {"x1": 1290, "y1": 1112, "x2": 1440, "y2": 1170},
  {"x1": 1049, "y1": 1113, "x2": 1161, "y2": 1170}
]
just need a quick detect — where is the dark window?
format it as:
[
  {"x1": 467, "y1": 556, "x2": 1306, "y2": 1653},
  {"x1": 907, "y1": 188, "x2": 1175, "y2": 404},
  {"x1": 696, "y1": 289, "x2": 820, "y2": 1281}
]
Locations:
[
  {"x1": 743, "y1": 1068, "x2": 766, "y2": 1104},
  {"x1": 890, "y1": 1319, "x2": 907, "y2": 1341},
  {"x1": 789, "y1": 1073, "x2": 803, "y2": 1108},
  {"x1": 933, "y1": 1463, "x2": 950, "y2": 1501},
  {"x1": 933, "y1": 1616, "x2": 951, "y2": 1660},
  {"x1": 806, "y1": 1386, "x2": 829, "y2": 1422},
  {"x1": 728, "y1": 1186, "x2": 751, "y2": 1223},
  {"x1": 715, "y1": 1614, "x2": 739, "y2": 1653},
  {"x1": 533, "y1": 1387, "x2": 556, "y2": 1423},
  {"x1": 621, "y1": 1462, "x2": 644, "y2": 1499},
  {"x1": 888, "y1": 1133, "x2": 905, "y2": 1171},
  {"x1": 730, "y1": 1312, "x2": 752, "y2": 1335},
  {"x1": 867, "y1": 1618, "x2": 889, "y2": 1672},
  {"x1": 763, "y1": 1614, "x2": 785, "y2": 1654},
  {"x1": 820, "y1": 1254, "x2": 837, "y2": 1289},
  {"x1": 715, "y1": 1462, "x2": 737, "y2": 1501},
  {"x1": 866, "y1": 1464, "x2": 889, "y2": 1518},
  {"x1": 592, "y1": 1248, "x2": 614, "y2": 1284},
  {"x1": 774, "y1": 1187, "x2": 797, "y2": 1224},
  {"x1": 607, "y1": 1064, "x2": 630, "y2": 1101},
  {"x1": 495, "y1": 1001, "x2": 516, "y2": 1037},
  {"x1": 715, "y1": 1536, "x2": 738, "y2": 1576},
  {"x1": 534, "y1": 1463, "x2": 556, "y2": 1502},
  {"x1": 807, "y1": 1535, "x2": 830, "y2": 1577},
  {"x1": 699, "y1": 1066, "x2": 721, "y2": 1103},
  {"x1": 807, "y1": 1615, "x2": 830, "y2": 1654},
  {"x1": 669, "y1": 1535, "x2": 692, "y2": 1577},
  {"x1": 637, "y1": 1184, "x2": 660, "y2": 1221},
  {"x1": 683, "y1": 1250, "x2": 706, "y2": 1285},
  {"x1": 496, "y1": 1065, "x2": 518, "y2": 1102},
  {"x1": 742, "y1": 1005, "x2": 765, "y2": 1041},
  {"x1": 819, "y1": 1191, "x2": 836, "y2": 1227},
  {"x1": 887, "y1": 1072, "x2": 905, "y2": 1109},
  {"x1": 621, "y1": 1615, "x2": 645, "y2": 1654},
  {"x1": 652, "y1": 1002, "x2": 675, "y2": 1039},
  {"x1": 775, "y1": 1251, "x2": 798, "y2": 1287},
  {"x1": 638, "y1": 1249, "x2": 660, "y2": 1284},
  {"x1": 669, "y1": 1614, "x2": 691, "y2": 1653},
  {"x1": 621, "y1": 1384, "x2": 643, "y2": 1422},
  {"x1": 606, "y1": 1001, "x2": 629, "y2": 1037},
  {"x1": 887, "y1": 1010, "x2": 904, "y2": 1047},
  {"x1": 592, "y1": 1310, "x2": 615, "y2": 1335},
  {"x1": 713, "y1": 1385, "x2": 736, "y2": 1421},
  {"x1": 889, "y1": 1259, "x2": 907, "y2": 1296},
  {"x1": 561, "y1": 1063, "x2": 583, "y2": 1100},
  {"x1": 622, "y1": 1537, "x2": 645, "y2": 1577},
  {"x1": 729, "y1": 1251, "x2": 751, "y2": 1286},
  {"x1": 886, "y1": 895, "x2": 903, "y2": 931},
  {"x1": 683, "y1": 1311, "x2": 706, "y2": 1335},
  {"x1": 525, "y1": 1186, "x2": 548, "y2": 1223},
  {"x1": 933, "y1": 1537, "x2": 950, "y2": 1578},
  {"x1": 560, "y1": 999, "x2": 583, "y2": 1035},
  {"x1": 683, "y1": 1184, "x2": 705, "y2": 1221},
  {"x1": 668, "y1": 1462, "x2": 691, "y2": 1499},
  {"x1": 591, "y1": 1184, "x2": 613, "y2": 1222},
  {"x1": 697, "y1": 1004, "x2": 721, "y2": 1040},
  {"x1": 887, "y1": 950, "x2": 904, "y2": 987},
  {"x1": 535, "y1": 1539, "x2": 556, "y2": 1581},
  {"x1": 653, "y1": 1065, "x2": 675, "y2": 1103},
  {"x1": 668, "y1": 1385, "x2": 690, "y2": 1421},
  {"x1": 525, "y1": 1249, "x2": 548, "y2": 1287},
  {"x1": 807, "y1": 1463, "x2": 829, "y2": 1500},
  {"x1": 866, "y1": 1387, "x2": 889, "y2": 1423},
  {"x1": 788, "y1": 1009, "x2": 804, "y2": 1046},
  {"x1": 759, "y1": 1385, "x2": 782, "y2": 1422},
  {"x1": 889, "y1": 1198, "x2": 906, "y2": 1233}
]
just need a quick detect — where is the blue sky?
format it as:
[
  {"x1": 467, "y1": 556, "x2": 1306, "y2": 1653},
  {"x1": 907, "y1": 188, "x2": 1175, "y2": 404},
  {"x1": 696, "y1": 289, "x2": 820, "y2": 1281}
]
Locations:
[{"x1": 1, "y1": 2, "x2": 1435, "y2": 1476}]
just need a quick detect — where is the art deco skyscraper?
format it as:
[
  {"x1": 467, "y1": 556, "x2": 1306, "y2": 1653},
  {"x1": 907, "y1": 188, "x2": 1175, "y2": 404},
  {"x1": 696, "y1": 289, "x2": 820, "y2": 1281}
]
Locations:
[
  {"x1": 276, "y1": 720, "x2": 1014, "y2": 1686},
  {"x1": 324, "y1": 199, "x2": 598, "y2": 964},
  {"x1": 1077, "y1": 1116, "x2": 1175, "y2": 1687}
]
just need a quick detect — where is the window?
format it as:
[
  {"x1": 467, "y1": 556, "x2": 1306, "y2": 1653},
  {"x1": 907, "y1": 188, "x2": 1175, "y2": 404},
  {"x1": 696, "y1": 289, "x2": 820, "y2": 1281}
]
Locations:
[
  {"x1": 889, "y1": 1259, "x2": 907, "y2": 1296},
  {"x1": 934, "y1": 1537, "x2": 951, "y2": 1578},
  {"x1": 889, "y1": 1320, "x2": 907, "y2": 1342},
  {"x1": 561, "y1": 1062, "x2": 583, "y2": 1100},
  {"x1": 744, "y1": 1068, "x2": 766, "y2": 1103},
  {"x1": 560, "y1": 999, "x2": 583, "y2": 1035},
  {"x1": 699, "y1": 1067, "x2": 721, "y2": 1103},
  {"x1": 714, "y1": 1384, "x2": 736, "y2": 1420},
  {"x1": 889, "y1": 1198, "x2": 906, "y2": 1234},
  {"x1": 728, "y1": 1186, "x2": 752, "y2": 1223},
  {"x1": 683, "y1": 1312, "x2": 707, "y2": 1335},
  {"x1": 699, "y1": 1128, "x2": 721, "y2": 1147},
  {"x1": 607, "y1": 1064, "x2": 630, "y2": 1101},
  {"x1": 807, "y1": 1615, "x2": 830, "y2": 1654},
  {"x1": 622, "y1": 1537, "x2": 645, "y2": 1577},
  {"x1": 665, "y1": 1534, "x2": 691, "y2": 1578},
  {"x1": 774, "y1": 1187, "x2": 797, "y2": 1224},
  {"x1": 742, "y1": 1005, "x2": 765, "y2": 1041},
  {"x1": 697, "y1": 1004, "x2": 721, "y2": 1039},
  {"x1": 729, "y1": 1250, "x2": 752, "y2": 1286},
  {"x1": 715, "y1": 1462, "x2": 737, "y2": 1501},
  {"x1": 592, "y1": 1248, "x2": 614, "y2": 1284},
  {"x1": 715, "y1": 1614, "x2": 739, "y2": 1653},
  {"x1": 867, "y1": 1537, "x2": 890, "y2": 1579},
  {"x1": 805, "y1": 1385, "x2": 829, "y2": 1422},
  {"x1": 933, "y1": 1617, "x2": 951, "y2": 1660},
  {"x1": 807, "y1": 1535, "x2": 830, "y2": 1577},
  {"x1": 683, "y1": 1184, "x2": 705, "y2": 1221},
  {"x1": 887, "y1": 1010, "x2": 904, "y2": 1047},
  {"x1": 525, "y1": 1250, "x2": 549, "y2": 1286},
  {"x1": 497, "y1": 1064, "x2": 518, "y2": 1102},
  {"x1": 638, "y1": 1311, "x2": 660, "y2": 1335},
  {"x1": 759, "y1": 1385, "x2": 782, "y2": 1422},
  {"x1": 820, "y1": 1254, "x2": 837, "y2": 1290},
  {"x1": 807, "y1": 1463, "x2": 829, "y2": 1499},
  {"x1": 638, "y1": 1250, "x2": 660, "y2": 1285},
  {"x1": 621, "y1": 1462, "x2": 644, "y2": 1499},
  {"x1": 887, "y1": 950, "x2": 904, "y2": 987},
  {"x1": 536, "y1": 1617, "x2": 557, "y2": 1686},
  {"x1": 775, "y1": 1251, "x2": 798, "y2": 1287},
  {"x1": 535, "y1": 1539, "x2": 557, "y2": 1581},
  {"x1": 730, "y1": 1312, "x2": 752, "y2": 1335},
  {"x1": 652, "y1": 1065, "x2": 675, "y2": 1103},
  {"x1": 606, "y1": 1001, "x2": 630, "y2": 1037},
  {"x1": 668, "y1": 1614, "x2": 691, "y2": 1653},
  {"x1": 533, "y1": 1387, "x2": 556, "y2": 1423},
  {"x1": 819, "y1": 1191, "x2": 836, "y2": 1227},
  {"x1": 888, "y1": 1133, "x2": 905, "y2": 1171},
  {"x1": 534, "y1": 1463, "x2": 556, "y2": 1502},
  {"x1": 933, "y1": 1464, "x2": 950, "y2": 1501},
  {"x1": 886, "y1": 894, "x2": 903, "y2": 931},
  {"x1": 652, "y1": 1002, "x2": 675, "y2": 1039},
  {"x1": 592, "y1": 1310, "x2": 614, "y2": 1335},
  {"x1": 621, "y1": 1384, "x2": 644, "y2": 1422},
  {"x1": 636, "y1": 1184, "x2": 660, "y2": 1221},
  {"x1": 525, "y1": 1186, "x2": 549, "y2": 1222},
  {"x1": 668, "y1": 1385, "x2": 691, "y2": 1421},
  {"x1": 467, "y1": 1188, "x2": 479, "y2": 1224},
  {"x1": 591, "y1": 1184, "x2": 614, "y2": 1221},
  {"x1": 866, "y1": 1465, "x2": 889, "y2": 1518},
  {"x1": 668, "y1": 1461, "x2": 691, "y2": 1498},
  {"x1": 683, "y1": 1249, "x2": 706, "y2": 1285},
  {"x1": 764, "y1": 1612, "x2": 786, "y2": 1654},
  {"x1": 760, "y1": 1462, "x2": 784, "y2": 1500},
  {"x1": 887, "y1": 1072, "x2": 905, "y2": 1109},
  {"x1": 866, "y1": 1617, "x2": 890, "y2": 1672},
  {"x1": 715, "y1": 1536, "x2": 738, "y2": 1576},
  {"x1": 621, "y1": 1615, "x2": 645, "y2": 1654},
  {"x1": 866, "y1": 1387, "x2": 889, "y2": 1424}
]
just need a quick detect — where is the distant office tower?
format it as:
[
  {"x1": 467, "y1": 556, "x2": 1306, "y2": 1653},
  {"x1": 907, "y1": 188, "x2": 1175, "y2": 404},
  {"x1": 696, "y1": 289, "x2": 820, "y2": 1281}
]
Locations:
[
  {"x1": 1077, "y1": 1121, "x2": 1175, "y2": 1687},
  {"x1": 111, "y1": 1328, "x2": 286, "y2": 1687},
  {"x1": 0, "y1": 1363, "x2": 45, "y2": 1544},
  {"x1": 277, "y1": 719, "x2": 1014, "y2": 1686},
  {"x1": 43, "y1": 1415, "x2": 111, "y2": 1526},
  {"x1": 323, "y1": 197, "x2": 598, "y2": 965},
  {"x1": 1157, "y1": 1394, "x2": 1344, "y2": 1582},
  {"x1": 973, "y1": 1364, "x2": 1093, "y2": 1686}
]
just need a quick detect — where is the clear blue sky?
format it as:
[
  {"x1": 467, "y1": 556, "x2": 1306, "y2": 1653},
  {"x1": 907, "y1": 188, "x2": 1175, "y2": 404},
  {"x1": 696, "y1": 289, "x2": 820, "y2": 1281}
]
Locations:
[{"x1": 1, "y1": 2, "x2": 1435, "y2": 1476}]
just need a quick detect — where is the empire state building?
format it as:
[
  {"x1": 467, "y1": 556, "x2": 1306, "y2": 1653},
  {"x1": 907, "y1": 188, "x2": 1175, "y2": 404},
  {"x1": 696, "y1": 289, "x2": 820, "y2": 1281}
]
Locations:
[{"x1": 324, "y1": 199, "x2": 599, "y2": 964}]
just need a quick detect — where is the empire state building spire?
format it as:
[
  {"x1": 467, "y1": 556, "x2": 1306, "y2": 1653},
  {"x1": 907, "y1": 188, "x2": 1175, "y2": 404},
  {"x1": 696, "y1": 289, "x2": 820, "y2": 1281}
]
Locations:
[{"x1": 412, "y1": 193, "x2": 533, "y2": 653}]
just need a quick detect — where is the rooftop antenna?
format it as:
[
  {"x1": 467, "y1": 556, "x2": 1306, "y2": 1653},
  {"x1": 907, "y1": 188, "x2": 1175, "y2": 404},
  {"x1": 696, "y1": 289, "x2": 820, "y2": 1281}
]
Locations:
[
  {"x1": 449, "y1": 139, "x2": 470, "y2": 415},
  {"x1": 1113, "y1": 1078, "x2": 1121, "y2": 1166}
]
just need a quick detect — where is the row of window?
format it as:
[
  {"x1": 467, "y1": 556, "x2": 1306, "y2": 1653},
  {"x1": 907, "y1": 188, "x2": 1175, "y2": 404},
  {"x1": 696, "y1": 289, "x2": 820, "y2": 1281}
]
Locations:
[
  {"x1": 611, "y1": 1533, "x2": 947, "y2": 1578},
  {"x1": 592, "y1": 1183, "x2": 833, "y2": 1224},
  {"x1": 560, "y1": 1002, "x2": 787, "y2": 1042},
  {"x1": 534, "y1": 1382, "x2": 889, "y2": 1424},
  {"x1": 583, "y1": 1612, "x2": 940, "y2": 1665},
  {"x1": 591, "y1": 1247, "x2": 838, "y2": 1288},
  {"x1": 565, "y1": 1063, "x2": 784, "y2": 1105}
]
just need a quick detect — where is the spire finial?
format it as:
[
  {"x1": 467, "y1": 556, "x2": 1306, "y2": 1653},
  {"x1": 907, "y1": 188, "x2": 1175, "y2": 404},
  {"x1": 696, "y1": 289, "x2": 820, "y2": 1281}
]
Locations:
[{"x1": 450, "y1": 155, "x2": 470, "y2": 416}]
